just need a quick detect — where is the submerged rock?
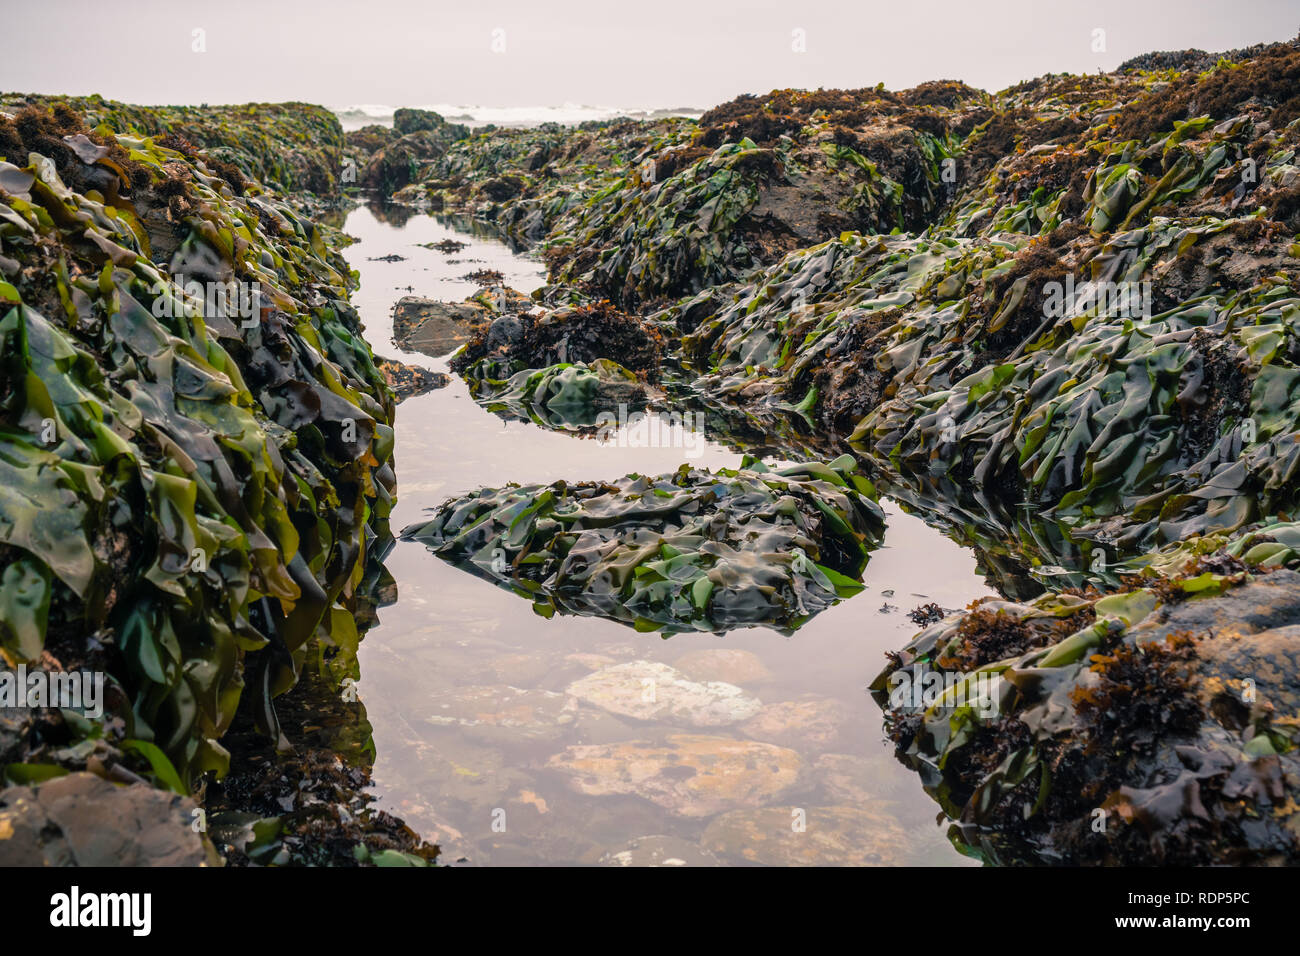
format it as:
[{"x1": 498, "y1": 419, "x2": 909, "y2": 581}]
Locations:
[
  {"x1": 423, "y1": 684, "x2": 578, "y2": 743},
  {"x1": 566, "y1": 660, "x2": 762, "y2": 727},
  {"x1": 700, "y1": 804, "x2": 909, "y2": 866},
  {"x1": 600, "y1": 834, "x2": 720, "y2": 866},
  {"x1": 814, "y1": 752, "x2": 911, "y2": 803},
  {"x1": 672, "y1": 648, "x2": 772, "y2": 685},
  {"x1": 739, "y1": 696, "x2": 855, "y2": 750},
  {"x1": 547, "y1": 734, "x2": 802, "y2": 817}
]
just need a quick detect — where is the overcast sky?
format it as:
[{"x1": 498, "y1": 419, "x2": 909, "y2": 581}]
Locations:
[{"x1": 4, "y1": 0, "x2": 1297, "y2": 109}]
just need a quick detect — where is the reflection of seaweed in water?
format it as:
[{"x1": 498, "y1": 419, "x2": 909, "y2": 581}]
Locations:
[
  {"x1": 402, "y1": 458, "x2": 886, "y2": 636},
  {"x1": 206, "y1": 546, "x2": 436, "y2": 866},
  {"x1": 207, "y1": 648, "x2": 437, "y2": 867}
]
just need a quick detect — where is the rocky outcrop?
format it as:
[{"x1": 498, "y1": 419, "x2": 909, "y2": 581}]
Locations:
[
  {"x1": 402, "y1": 456, "x2": 885, "y2": 634},
  {"x1": 0, "y1": 101, "x2": 395, "y2": 829},
  {"x1": 0, "y1": 773, "x2": 219, "y2": 866},
  {"x1": 871, "y1": 527, "x2": 1300, "y2": 864},
  {"x1": 358, "y1": 111, "x2": 470, "y2": 195}
]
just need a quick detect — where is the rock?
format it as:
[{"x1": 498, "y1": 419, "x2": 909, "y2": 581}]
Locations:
[
  {"x1": 476, "y1": 652, "x2": 556, "y2": 687},
  {"x1": 672, "y1": 648, "x2": 772, "y2": 685},
  {"x1": 566, "y1": 660, "x2": 762, "y2": 727},
  {"x1": 564, "y1": 652, "x2": 618, "y2": 671},
  {"x1": 739, "y1": 696, "x2": 855, "y2": 750},
  {"x1": 387, "y1": 728, "x2": 535, "y2": 816},
  {"x1": 875, "y1": 566, "x2": 1300, "y2": 864},
  {"x1": 600, "y1": 834, "x2": 721, "y2": 867},
  {"x1": 424, "y1": 685, "x2": 578, "y2": 743},
  {"x1": 361, "y1": 129, "x2": 455, "y2": 194},
  {"x1": 344, "y1": 124, "x2": 399, "y2": 164},
  {"x1": 0, "y1": 773, "x2": 219, "y2": 866},
  {"x1": 394, "y1": 107, "x2": 467, "y2": 139},
  {"x1": 567, "y1": 707, "x2": 642, "y2": 745},
  {"x1": 548, "y1": 734, "x2": 801, "y2": 817},
  {"x1": 375, "y1": 357, "x2": 449, "y2": 402},
  {"x1": 391, "y1": 296, "x2": 489, "y2": 356},
  {"x1": 0, "y1": 707, "x2": 31, "y2": 765},
  {"x1": 701, "y1": 805, "x2": 909, "y2": 866},
  {"x1": 450, "y1": 300, "x2": 663, "y2": 380},
  {"x1": 484, "y1": 314, "x2": 524, "y2": 352},
  {"x1": 814, "y1": 752, "x2": 910, "y2": 802},
  {"x1": 404, "y1": 458, "x2": 884, "y2": 635}
]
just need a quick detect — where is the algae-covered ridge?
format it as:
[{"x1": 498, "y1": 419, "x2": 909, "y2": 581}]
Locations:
[
  {"x1": 379, "y1": 39, "x2": 1300, "y2": 864},
  {"x1": 0, "y1": 99, "x2": 395, "y2": 804},
  {"x1": 402, "y1": 454, "x2": 884, "y2": 635},
  {"x1": 406, "y1": 43, "x2": 1300, "y2": 584}
]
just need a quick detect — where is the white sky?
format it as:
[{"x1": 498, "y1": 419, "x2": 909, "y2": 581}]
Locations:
[{"x1": 4, "y1": 0, "x2": 1297, "y2": 109}]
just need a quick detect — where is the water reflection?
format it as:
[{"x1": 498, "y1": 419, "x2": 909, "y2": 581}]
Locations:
[{"x1": 344, "y1": 206, "x2": 995, "y2": 865}]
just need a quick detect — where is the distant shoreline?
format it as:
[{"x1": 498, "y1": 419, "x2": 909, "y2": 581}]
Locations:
[{"x1": 332, "y1": 103, "x2": 704, "y2": 131}]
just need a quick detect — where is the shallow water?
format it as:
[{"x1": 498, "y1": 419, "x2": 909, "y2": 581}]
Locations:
[{"x1": 343, "y1": 205, "x2": 995, "y2": 866}]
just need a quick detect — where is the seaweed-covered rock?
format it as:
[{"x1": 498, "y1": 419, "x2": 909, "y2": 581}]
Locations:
[
  {"x1": 393, "y1": 108, "x2": 468, "y2": 141},
  {"x1": 640, "y1": 47, "x2": 1300, "y2": 576},
  {"x1": 361, "y1": 130, "x2": 456, "y2": 195},
  {"x1": 344, "y1": 124, "x2": 400, "y2": 165},
  {"x1": 870, "y1": 525, "x2": 1300, "y2": 864},
  {"x1": 1, "y1": 96, "x2": 348, "y2": 196},
  {"x1": 401, "y1": 455, "x2": 884, "y2": 634},
  {"x1": 0, "y1": 102, "x2": 395, "y2": 794},
  {"x1": 450, "y1": 298, "x2": 664, "y2": 380}
]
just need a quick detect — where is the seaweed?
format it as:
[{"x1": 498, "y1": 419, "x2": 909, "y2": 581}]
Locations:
[
  {"x1": 402, "y1": 455, "x2": 885, "y2": 635},
  {"x1": 0, "y1": 103, "x2": 395, "y2": 800}
]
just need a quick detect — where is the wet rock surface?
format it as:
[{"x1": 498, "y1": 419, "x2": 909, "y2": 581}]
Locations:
[
  {"x1": 566, "y1": 660, "x2": 762, "y2": 727},
  {"x1": 547, "y1": 734, "x2": 802, "y2": 817},
  {"x1": 700, "y1": 804, "x2": 909, "y2": 866},
  {"x1": 391, "y1": 295, "x2": 490, "y2": 356},
  {"x1": 0, "y1": 773, "x2": 218, "y2": 867}
]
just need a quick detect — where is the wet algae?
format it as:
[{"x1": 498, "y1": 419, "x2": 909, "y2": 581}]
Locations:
[{"x1": 0, "y1": 98, "x2": 431, "y2": 864}]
